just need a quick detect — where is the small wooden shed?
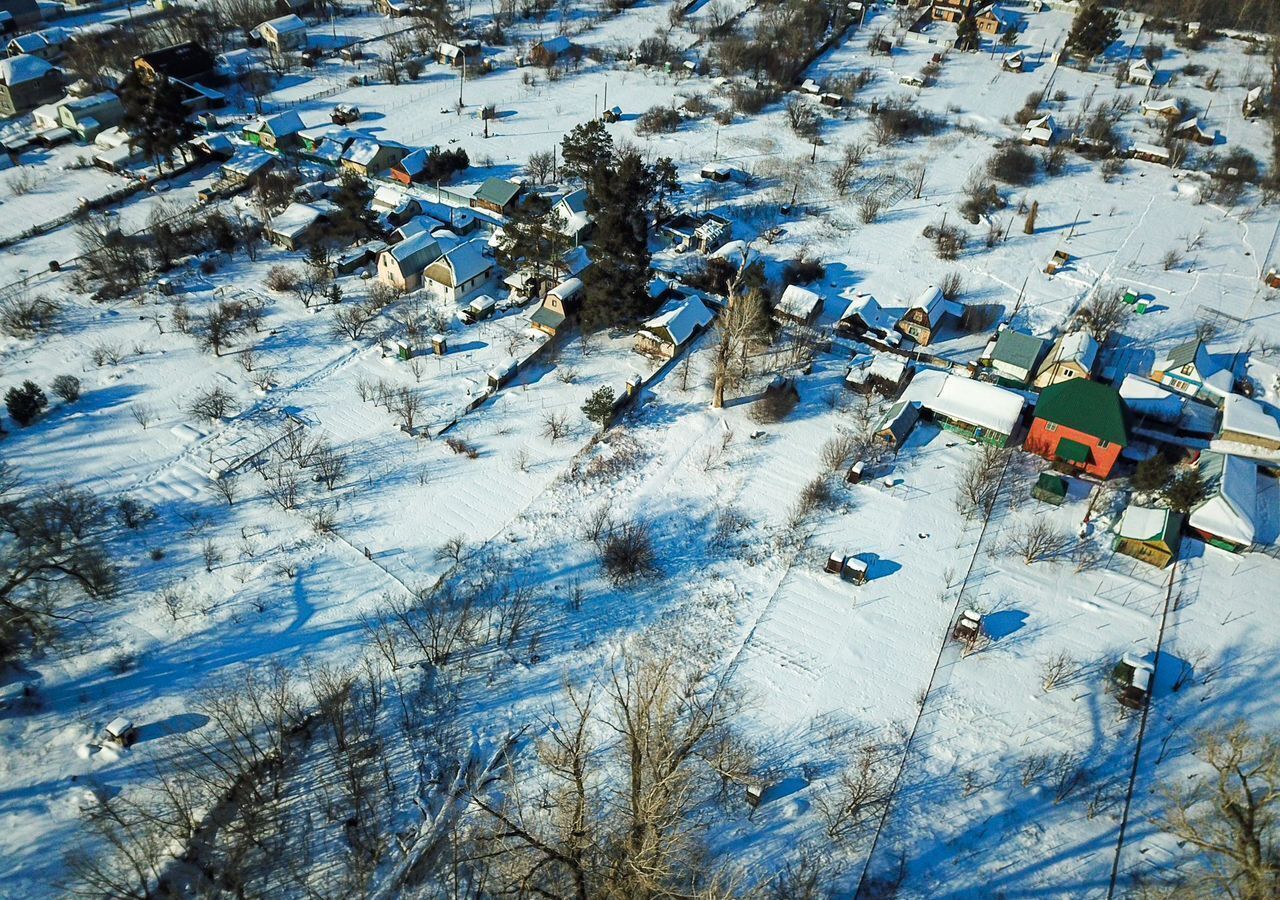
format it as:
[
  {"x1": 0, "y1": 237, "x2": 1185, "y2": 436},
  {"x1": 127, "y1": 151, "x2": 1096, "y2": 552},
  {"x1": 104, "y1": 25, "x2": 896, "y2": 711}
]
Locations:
[{"x1": 1112, "y1": 654, "x2": 1154, "y2": 710}]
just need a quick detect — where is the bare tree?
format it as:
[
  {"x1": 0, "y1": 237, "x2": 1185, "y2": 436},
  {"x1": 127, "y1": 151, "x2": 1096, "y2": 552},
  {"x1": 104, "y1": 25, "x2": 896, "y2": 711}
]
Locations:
[
  {"x1": 541, "y1": 410, "x2": 570, "y2": 442},
  {"x1": 1151, "y1": 722, "x2": 1280, "y2": 898},
  {"x1": 525, "y1": 148, "x2": 556, "y2": 184},
  {"x1": 390, "y1": 388, "x2": 423, "y2": 432},
  {"x1": 212, "y1": 474, "x2": 238, "y2": 506},
  {"x1": 955, "y1": 446, "x2": 1008, "y2": 518},
  {"x1": 314, "y1": 444, "x2": 348, "y2": 490},
  {"x1": 711, "y1": 286, "x2": 771, "y2": 408},
  {"x1": 1040, "y1": 651, "x2": 1083, "y2": 691},
  {"x1": 1076, "y1": 289, "x2": 1131, "y2": 344},
  {"x1": 1008, "y1": 518, "x2": 1073, "y2": 564},
  {"x1": 813, "y1": 737, "x2": 900, "y2": 842},
  {"x1": 187, "y1": 386, "x2": 238, "y2": 422}
]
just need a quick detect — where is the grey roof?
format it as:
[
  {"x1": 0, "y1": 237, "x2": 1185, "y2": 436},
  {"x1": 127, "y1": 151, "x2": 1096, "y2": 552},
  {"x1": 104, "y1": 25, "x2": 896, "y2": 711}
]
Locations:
[
  {"x1": 385, "y1": 231, "x2": 442, "y2": 273},
  {"x1": 1162, "y1": 338, "x2": 1202, "y2": 371},
  {"x1": 992, "y1": 329, "x2": 1048, "y2": 372}
]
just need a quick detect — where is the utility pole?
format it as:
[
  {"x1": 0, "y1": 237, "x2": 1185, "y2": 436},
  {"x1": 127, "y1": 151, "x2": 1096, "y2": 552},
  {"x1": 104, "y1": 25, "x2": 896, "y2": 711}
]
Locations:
[
  {"x1": 459, "y1": 54, "x2": 465, "y2": 108},
  {"x1": 1067, "y1": 206, "x2": 1081, "y2": 240},
  {"x1": 714, "y1": 126, "x2": 720, "y2": 159},
  {"x1": 603, "y1": 80, "x2": 608, "y2": 116}
]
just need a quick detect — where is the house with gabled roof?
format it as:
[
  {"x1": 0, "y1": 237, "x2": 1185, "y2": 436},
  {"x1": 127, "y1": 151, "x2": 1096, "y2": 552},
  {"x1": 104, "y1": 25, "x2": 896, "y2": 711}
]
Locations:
[
  {"x1": 1243, "y1": 86, "x2": 1266, "y2": 119},
  {"x1": 254, "y1": 14, "x2": 307, "y2": 54},
  {"x1": 1026, "y1": 378, "x2": 1128, "y2": 478},
  {"x1": 341, "y1": 137, "x2": 409, "y2": 176},
  {"x1": 555, "y1": 188, "x2": 592, "y2": 244},
  {"x1": 875, "y1": 399, "x2": 921, "y2": 448},
  {"x1": 634, "y1": 295, "x2": 714, "y2": 359},
  {"x1": 1188, "y1": 451, "x2": 1259, "y2": 552},
  {"x1": 1141, "y1": 98, "x2": 1181, "y2": 120},
  {"x1": 775, "y1": 284, "x2": 823, "y2": 326},
  {"x1": 529, "y1": 35, "x2": 572, "y2": 67},
  {"x1": 1126, "y1": 58, "x2": 1155, "y2": 86},
  {"x1": 1034, "y1": 331, "x2": 1097, "y2": 389},
  {"x1": 529, "y1": 276, "x2": 582, "y2": 335},
  {"x1": 391, "y1": 147, "x2": 430, "y2": 184},
  {"x1": 988, "y1": 328, "x2": 1047, "y2": 386},
  {"x1": 243, "y1": 110, "x2": 305, "y2": 150},
  {"x1": 906, "y1": 370, "x2": 1025, "y2": 446},
  {"x1": 471, "y1": 176, "x2": 523, "y2": 214},
  {"x1": 895, "y1": 285, "x2": 959, "y2": 347},
  {"x1": 1151, "y1": 338, "x2": 1233, "y2": 404},
  {"x1": 1114, "y1": 506, "x2": 1182, "y2": 568},
  {"x1": 377, "y1": 231, "x2": 443, "y2": 292},
  {"x1": 133, "y1": 41, "x2": 215, "y2": 85},
  {"x1": 422, "y1": 239, "x2": 494, "y2": 303},
  {"x1": 1173, "y1": 116, "x2": 1215, "y2": 146},
  {"x1": 0, "y1": 53, "x2": 60, "y2": 117}
]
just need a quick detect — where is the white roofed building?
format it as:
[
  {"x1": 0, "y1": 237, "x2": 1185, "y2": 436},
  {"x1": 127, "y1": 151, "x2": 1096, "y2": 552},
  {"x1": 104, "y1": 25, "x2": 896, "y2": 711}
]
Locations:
[
  {"x1": 1188, "y1": 451, "x2": 1260, "y2": 552},
  {"x1": 634, "y1": 295, "x2": 714, "y2": 359}
]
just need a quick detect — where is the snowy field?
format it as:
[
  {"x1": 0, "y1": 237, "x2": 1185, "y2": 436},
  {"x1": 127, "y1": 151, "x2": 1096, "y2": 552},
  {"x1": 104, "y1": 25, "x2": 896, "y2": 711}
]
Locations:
[{"x1": 1, "y1": 0, "x2": 1280, "y2": 895}]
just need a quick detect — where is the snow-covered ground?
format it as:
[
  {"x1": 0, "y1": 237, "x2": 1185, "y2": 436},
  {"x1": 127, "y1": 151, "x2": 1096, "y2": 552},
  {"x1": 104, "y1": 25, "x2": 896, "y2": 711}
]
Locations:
[{"x1": 2, "y1": 0, "x2": 1280, "y2": 895}]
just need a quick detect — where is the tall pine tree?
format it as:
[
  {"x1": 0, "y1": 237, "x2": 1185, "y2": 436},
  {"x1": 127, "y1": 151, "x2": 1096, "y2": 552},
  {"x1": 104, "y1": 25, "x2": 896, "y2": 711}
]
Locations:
[
  {"x1": 955, "y1": 11, "x2": 981, "y2": 52},
  {"x1": 580, "y1": 151, "x2": 655, "y2": 331},
  {"x1": 560, "y1": 119, "x2": 614, "y2": 184},
  {"x1": 1065, "y1": 2, "x2": 1120, "y2": 61}
]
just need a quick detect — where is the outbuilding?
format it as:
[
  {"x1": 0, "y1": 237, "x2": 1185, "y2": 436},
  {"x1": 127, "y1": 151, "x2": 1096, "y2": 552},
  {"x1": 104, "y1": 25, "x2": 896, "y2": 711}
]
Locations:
[
  {"x1": 1113, "y1": 506, "x2": 1182, "y2": 568},
  {"x1": 633, "y1": 295, "x2": 714, "y2": 359},
  {"x1": 774, "y1": 284, "x2": 822, "y2": 326},
  {"x1": 1218, "y1": 394, "x2": 1280, "y2": 452}
]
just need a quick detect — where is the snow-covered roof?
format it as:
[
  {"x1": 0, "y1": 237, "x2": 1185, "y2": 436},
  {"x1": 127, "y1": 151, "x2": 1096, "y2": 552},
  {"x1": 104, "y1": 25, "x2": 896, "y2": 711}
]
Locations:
[
  {"x1": 222, "y1": 147, "x2": 275, "y2": 178},
  {"x1": 913, "y1": 371, "x2": 1025, "y2": 436},
  {"x1": 536, "y1": 35, "x2": 572, "y2": 55},
  {"x1": 371, "y1": 184, "x2": 413, "y2": 213},
  {"x1": 259, "y1": 13, "x2": 306, "y2": 35},
  {"x1": 1132, "y1": 142, "x2": 1171, "y2": 160},
  {"x1": 639, "y1": 295, "x2": 714, "y2": 347},
  {"x1": 548, "y1": 276, "x2": 582, "y2": 301},
  {"x1": 1021, "y1": 114, "x2": 1055, "y2": 142},
  {"x1": 384, "y1": 231, "x2": 442, "y2": 269},
  {"x1": 433, "y1": 239, "x2": 490, "y2": 285},
  {"x1": 342, "y1": 137, "x2": 382, "y2": 167},
  {"x1": 839, "y1": 293, "x2": 896, "y2": 332},
  {"x1": 1142, "y1": 98, "x2": 1180, "y2": 116},
  {"x1": 249, "y1": 110, "x2": 305, "y2": 138},
  {"x1": 1117, "y1": 505, "x2": 1176, "y2": 542},
  {"x1": 268, "y1": 200, "x2": 334, "y2": 240},
  {"x1": 869, "y1": 354, "x2": 907, "y2": 382},
  {"x1": 907, "y1": 285, "x2": 960, "y2": 328},
  {"x1": 777, "y1": 284, "x2": 822, "y2": 320},
  {"x1": 1120, "y1": 374, "x2": 1183, "y2": 423},
  {"x1": 1221, "y1": 394, "x2": 1280, "y2": 443},
  {"x1": 1190, "y1": 451, "x2": 1258, "y2": 546},
  {"x1": 395, "y1": 147, "x2": 428, "y2": 176},
  {"x1": 556, "y1": 188, "x2": 592, "y2": 236},
  {"x1": 0, "y1": 53, "x2": 55, "y2": 85}
]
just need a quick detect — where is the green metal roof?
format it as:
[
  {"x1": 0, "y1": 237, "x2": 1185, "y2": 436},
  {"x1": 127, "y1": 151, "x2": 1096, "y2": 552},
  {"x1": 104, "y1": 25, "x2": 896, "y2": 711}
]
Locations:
[
  {"x1": 1055, "y1": 437, "x2": 1091, "y2": 464},
  {"x1": 992, "y1": 329, "x2": 1047, "y2": 373},
  {"x1": 1035, "y1": 472, "x2": 1067, "y2": 498},
  {"x1": 1034, "y1": 378, "x2": 1129, "y2": 445},
  {"x1": 474, "y1": 177, "x2": 521, "y2": 207}
]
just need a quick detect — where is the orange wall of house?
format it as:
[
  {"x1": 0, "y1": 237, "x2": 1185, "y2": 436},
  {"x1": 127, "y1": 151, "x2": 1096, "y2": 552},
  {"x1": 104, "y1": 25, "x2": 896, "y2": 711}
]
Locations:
[{"x1": 1025, "y1": 418, "x2": 1123, "y2": 478}]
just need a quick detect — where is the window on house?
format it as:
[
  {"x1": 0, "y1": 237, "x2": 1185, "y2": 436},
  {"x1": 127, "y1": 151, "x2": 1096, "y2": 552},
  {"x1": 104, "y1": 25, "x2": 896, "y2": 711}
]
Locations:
[
  {"x1": 1098, "y1": 440, "x2": 1109, "y2": 449},
  {"x1": 1044, "y1": 422, "x2": 1057, "y2": 432}
]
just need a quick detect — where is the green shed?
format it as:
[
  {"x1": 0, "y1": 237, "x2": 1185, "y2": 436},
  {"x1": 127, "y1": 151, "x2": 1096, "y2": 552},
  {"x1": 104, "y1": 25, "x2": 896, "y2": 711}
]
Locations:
[{"x1": 1032, "y1": 472, "x2": 1068, "y2": 505}]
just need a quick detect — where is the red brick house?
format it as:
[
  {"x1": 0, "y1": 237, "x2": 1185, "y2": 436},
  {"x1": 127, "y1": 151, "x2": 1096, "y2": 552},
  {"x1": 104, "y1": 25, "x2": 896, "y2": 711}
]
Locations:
[{"x1": 1026, "y1": 379, "x2": 1128, "y2": 478}]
